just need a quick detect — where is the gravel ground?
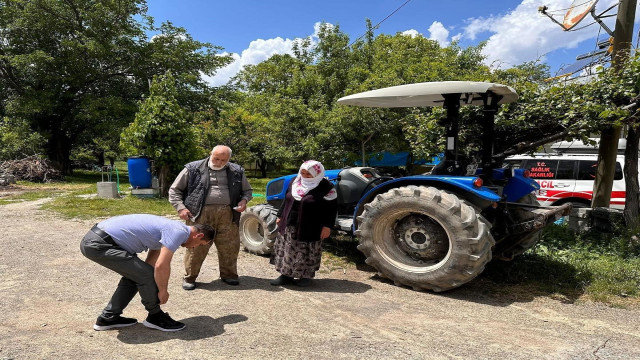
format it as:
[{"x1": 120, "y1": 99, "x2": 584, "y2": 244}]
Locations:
[{"x1": 1, "y1": 198, "x2": 639, "y2": 360}]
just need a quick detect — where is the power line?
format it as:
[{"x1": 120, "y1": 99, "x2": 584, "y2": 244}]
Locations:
[
  {"x1": 348, "y1": 0, "x2": 412, "y2": 47},
  {"x1": 545, "y1": 0, "x2": 606, "y2": 15}
]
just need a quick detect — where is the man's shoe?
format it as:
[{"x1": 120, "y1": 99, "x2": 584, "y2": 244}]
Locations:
[
  {"x1": 93, "y1": 315, "x2": 137, "y2": 331},
  {"x1": 182, "y1": 280, "x2": 196, "y2": 290},
  {"x1": 270, "y1": 275, "x2": 293, "y2": 286},
  {"x1": 221, "y1": 278, "x2": 239, "y2": 286},
  {"x1": 143, "y1": 311, "x2": 186, "y2": 332},
  {"x1": 295, "y1": 278, "x2": 312, "y2": 287}
]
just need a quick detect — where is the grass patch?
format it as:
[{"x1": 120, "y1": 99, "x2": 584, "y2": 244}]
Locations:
[
  {"x1": 42, "y1": 194, "x2": 175, "y2": 219},
  {"x1": 0, "y1": 189, "x2": 63, "y2": 204},
  {"x1": 321, "y1": 233, "x2": 366, "y2": 272},
  {"x1": 479, "y1": 224, "x2": 640, "y2": 308},
  {"x1": 27, "y1": 171, "x2": 274, "y2": 219},
  {"x1": 246, "y1": 176, "x2": 270, "y2": 207}
]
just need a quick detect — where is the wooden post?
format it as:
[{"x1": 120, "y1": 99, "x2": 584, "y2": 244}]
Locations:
[{"x1": 591, "y1": 0, "x2": 637, "y2": 208}]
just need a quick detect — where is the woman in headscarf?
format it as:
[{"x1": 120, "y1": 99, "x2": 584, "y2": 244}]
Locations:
[{"x1": 270, "y1": 160, "x2": 338, "y2": 287}]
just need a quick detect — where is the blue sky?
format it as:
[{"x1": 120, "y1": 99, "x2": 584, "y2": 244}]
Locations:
[{"x1": 146, "y1": 0, "x2": 639, "y2": 86}]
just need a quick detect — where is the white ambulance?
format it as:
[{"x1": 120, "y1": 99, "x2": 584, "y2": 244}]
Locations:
[{"x1": 506, "y1": 139, "x2": 632, "y2": 210}]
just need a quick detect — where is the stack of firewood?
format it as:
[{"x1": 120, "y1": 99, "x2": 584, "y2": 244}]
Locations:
[{"x1": 0, "y1": 156, "x2": 63, "y2": 182}]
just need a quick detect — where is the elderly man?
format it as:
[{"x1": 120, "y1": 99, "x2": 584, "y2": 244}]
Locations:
[
  {"x1": 169, "y1": 145, "x2": 253, "y2": 290},
  {"x1": 80, "y1": 214, "x2": 215, "y2": 332}
]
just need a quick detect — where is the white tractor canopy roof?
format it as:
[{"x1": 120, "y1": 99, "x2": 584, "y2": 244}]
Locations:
[{"x1": 337, "y1": 81, "x2": 518, "y2": 108}]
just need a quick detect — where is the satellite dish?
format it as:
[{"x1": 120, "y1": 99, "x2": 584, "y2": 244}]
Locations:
[{"x1": 563, "y1": 0, "x2": 599, "y2": 30}]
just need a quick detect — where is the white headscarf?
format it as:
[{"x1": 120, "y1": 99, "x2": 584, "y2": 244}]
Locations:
[{"x1": 291, "y1": 160, "x2": 337, "y2": 201}]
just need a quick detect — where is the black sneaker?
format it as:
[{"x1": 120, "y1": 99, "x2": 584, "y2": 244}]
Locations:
[
  {"x1": 143, "y1": 311, "x2": 186, "y2": 332},
  {"x1": 93, "y1": 315, "x2": 137, "y2": 331}
]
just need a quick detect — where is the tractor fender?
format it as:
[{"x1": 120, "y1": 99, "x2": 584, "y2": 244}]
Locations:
[
  {"x1": 502, "y1": 168, "x2": 540, "y2": 202},
  {"x1": 352, "y1": 175, "x2": 500, "y2": 230}
]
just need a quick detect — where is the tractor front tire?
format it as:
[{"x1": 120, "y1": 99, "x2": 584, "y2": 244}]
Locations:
[
  {"x1": 355, "y1": 185, "x2": 493, "y2": 292},
  {"x1": 239, "y1": 204, "x2": 278, "y2": 255}
]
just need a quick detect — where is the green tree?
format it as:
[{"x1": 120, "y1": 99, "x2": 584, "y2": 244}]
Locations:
[
  {"x1": 232, "y1": 25, "x2": 497, "y2": 168},
  {"x1": 0, "y1": 117, "x2": 45, "y2": 160},
  {"x1": 491, "y1": 56, "x2": 640, "y2": 226},
  {"x1": 200, "y1": 106, "x2": 275, "y2": 177},
  {"x1": 0, "y1": 0, "x2": 231, "y2": 174},
  {"x1": 120, "y1": 72, "x2": 198, "y2": 195}
]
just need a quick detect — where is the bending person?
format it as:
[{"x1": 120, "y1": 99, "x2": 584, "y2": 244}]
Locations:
[{"x1": 80, "y1": 214, "x2": 215, "y2": 332}]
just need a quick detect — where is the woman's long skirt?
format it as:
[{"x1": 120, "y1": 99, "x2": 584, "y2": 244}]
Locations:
[{"x1": 270, "y1": 225, "x2": 323, "y2": 279}]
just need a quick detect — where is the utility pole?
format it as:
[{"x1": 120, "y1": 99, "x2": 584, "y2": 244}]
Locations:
[{"x1": 591, "y1": 0, "x2": 637, "y2": 208}]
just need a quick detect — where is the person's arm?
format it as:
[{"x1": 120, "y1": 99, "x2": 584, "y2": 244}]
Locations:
[
  {"x1": 145, "y1": 249, "x2": 160, "y2": 266},
  {"x1": 320, "y1": 198, "x2": 338, "y2": 239},
  {"x1": 168, "y1": 168, "x2": 189, "y2": 210},
  {"x1": 234, "y1": 174, "x2": 253, "y2": 212},
  {"x1": 154, "y1": 246, "x2": 175, "y2": 305}
]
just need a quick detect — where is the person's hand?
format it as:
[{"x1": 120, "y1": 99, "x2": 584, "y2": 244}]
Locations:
[
  {"x1": 234, "y1": 200, "x2": 247, "y2": 212},
  {"x1": 158, "y1": 290, "x2": 169, "y2": 304},
  {"x1": 178, "y1": 208, "x2": 192, "y2": 221},
  {"x1": 276, "y1": 217, "x2": 280, "y2": 224},
  {"x1": 320, "y1": 226, "x2": 331, "y2": 240}
]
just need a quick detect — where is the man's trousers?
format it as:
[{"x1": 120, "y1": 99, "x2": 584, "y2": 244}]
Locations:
[
  {"x1": 184, "y1": 204, "x2": 240, "y2": 282},
  {"x1": 80, "y1": 230, "x2": 161, "y2": 316}
]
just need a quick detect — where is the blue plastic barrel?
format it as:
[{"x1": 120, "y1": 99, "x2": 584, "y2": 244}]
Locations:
[{"x1": 127, "y1": 156, "x2": 152, "y2": 189}]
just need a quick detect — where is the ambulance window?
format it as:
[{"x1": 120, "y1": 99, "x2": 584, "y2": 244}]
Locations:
[
  {"x1": 614, "y1": 162, "x2": 623, "y2": 180},
  {"x1": 523, "y1": 159, "x2": 558, "y2": 179},
  {"x1": 556, "y1": 160, "x2": 576, "y2": 179},
  {"x1": 577, "y1": 160, "x2": 623, "y2": 180},
  {"x1": 577, "y1": 160, "x2": 597, "y2": 180}
]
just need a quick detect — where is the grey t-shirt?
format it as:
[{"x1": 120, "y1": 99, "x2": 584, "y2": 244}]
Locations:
[{"x1": 97, "y1": 214, "x2": 190, "y2": 253}]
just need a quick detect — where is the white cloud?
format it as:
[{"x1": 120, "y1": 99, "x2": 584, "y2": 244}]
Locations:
[
  {"x1": 428, "y1": 21, "x2": 451, "y2": 47},
  {"x1": 207, "y1": 37, "x2": 296, "y2": 86},
  {"x1": 401, "y1": 29, "x2": 420, "y2": 38},
  {"x1": 207, "y1": 22, "x2": 326, "y2": 87},
  {"x1": 464, "y1": 17, "x2": 495, "y2": 41},
  {"x1": 461, "y1": 0, "x2": 623, "y2": 69}
]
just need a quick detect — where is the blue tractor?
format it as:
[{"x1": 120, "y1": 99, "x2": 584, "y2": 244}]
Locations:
[{"x1": 239, "y1": 81, "x2": 571, "y2": 292}]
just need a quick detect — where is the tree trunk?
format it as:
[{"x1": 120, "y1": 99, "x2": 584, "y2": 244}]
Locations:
[
  {"x1": 361, "y1": 133, "x2": 373, "y2": 166},
  {"x1": 46, "y1": 133, "x2": 73, "y2": 175},
  {"x1": 158, "y1": 164, "x2": 170, "y2": 197},
  {"x1": 95, "y1": 151, "x2": 105, "y2": 167},
  {"x1": 592, "y1": 127, "x2": 621, "y2": 207},
  {"x1": 257, "y1": 158, "x2": 268, "y2": 178},
  {"x1": 623, "y1": 126, "x2": 640, "y2": 227},
  {"x1": 593, "y1": 0, "x2": 637, "y2": 209}
]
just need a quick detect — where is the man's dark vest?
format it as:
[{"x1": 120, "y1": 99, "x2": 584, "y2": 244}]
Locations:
[{"x1": 182, "y1": 158, "x2": 244, "y2": 223}]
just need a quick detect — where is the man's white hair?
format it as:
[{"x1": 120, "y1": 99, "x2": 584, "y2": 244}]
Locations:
[{"x1": 211, "y1": 145, "x2": 232, "y2": 158}]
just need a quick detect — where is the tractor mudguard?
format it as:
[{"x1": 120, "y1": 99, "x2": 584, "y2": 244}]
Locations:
[
  {"x1": 352, "y1": 175, "x2": 501, "y2": 231},
  {"x1": 500, "y1": 168, "x2": 540, "y2": 202}
]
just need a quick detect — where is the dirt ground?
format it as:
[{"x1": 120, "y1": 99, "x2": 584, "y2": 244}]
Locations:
[{"x1": 1, "y1": 197, "x2": 639, "y2": 360}]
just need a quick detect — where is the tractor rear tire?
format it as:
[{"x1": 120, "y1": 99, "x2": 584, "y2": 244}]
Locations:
[
  {"x1": 355, "y1": 185, "x2": 493, "y2": 292},
  {"x1": 239, "y1": 204, "x2": 278, "y2": 255}
]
